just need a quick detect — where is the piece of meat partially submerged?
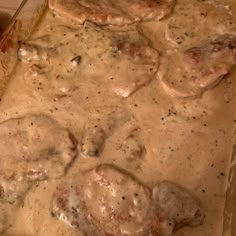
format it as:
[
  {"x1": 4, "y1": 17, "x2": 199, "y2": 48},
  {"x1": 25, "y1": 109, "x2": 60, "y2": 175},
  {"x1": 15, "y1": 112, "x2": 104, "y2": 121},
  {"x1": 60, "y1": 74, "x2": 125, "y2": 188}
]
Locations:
[
  {"x1": 51, "y1": 164, "x2": 204, "y2": 236},
  {"x1": 159, "y1": 34, "x2": 236, "y2": 98},
  {"x1": 0, "y1": 115, "x2": 77, "y2": 203},
  {"x1": 165, "y1": 0, "x2": 236, "y2": 48},
  {"x1": 109, "y1": 31, "x2": 159, "y2": 98},
  {"x1": 20, "y1": 25, "x2": 159, "y2": 99},
  {"x1": 119, "y1": 127, "x2": 146, "y2": 161},
  {"x1": 81, "y1": 111, "x2": 128, "y2": 158},
  {"x1": 49, "y1": 0, "x2": 176, "y2": 26},
  {"x1": 81, "y1": 115, "x2": 116, "y2": 158}
]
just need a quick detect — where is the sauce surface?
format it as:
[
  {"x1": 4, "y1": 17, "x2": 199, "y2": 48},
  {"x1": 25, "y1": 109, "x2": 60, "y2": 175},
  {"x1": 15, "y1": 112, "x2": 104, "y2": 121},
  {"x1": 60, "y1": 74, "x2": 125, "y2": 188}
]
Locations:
[{"x1": 0, "y1": 0, "x2": 236, "y2": 235}]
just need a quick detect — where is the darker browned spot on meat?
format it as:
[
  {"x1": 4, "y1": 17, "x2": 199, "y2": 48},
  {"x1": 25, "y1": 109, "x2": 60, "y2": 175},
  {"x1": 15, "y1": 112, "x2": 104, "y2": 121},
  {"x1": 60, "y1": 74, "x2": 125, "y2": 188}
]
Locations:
[
  {"x1": 183, "y1": 49, "x2": 201, "y2": 65},
  {"x1": 49, "y1": 0, "x2": 176, "y2": 26}
]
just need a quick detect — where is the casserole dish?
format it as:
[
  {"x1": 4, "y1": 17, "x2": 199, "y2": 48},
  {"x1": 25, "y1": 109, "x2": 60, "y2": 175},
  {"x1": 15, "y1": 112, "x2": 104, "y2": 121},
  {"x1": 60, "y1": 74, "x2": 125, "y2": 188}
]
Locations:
[{"x1": 0, "y1": 0, "x2": 235, "y2": 235}]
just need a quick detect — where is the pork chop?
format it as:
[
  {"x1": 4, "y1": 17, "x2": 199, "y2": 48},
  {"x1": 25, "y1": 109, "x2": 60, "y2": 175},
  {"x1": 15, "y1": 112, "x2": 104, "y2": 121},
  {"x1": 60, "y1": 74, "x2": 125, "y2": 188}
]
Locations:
[
  {"x1": 21, "y1": 25, "x2": 159, "y2": 99},
  {"x1": 0, "y1": 115, "x2": 77, "y2": 203},
  {"x1": 109, "y1": 30, "x2": 159, "y2": 97},
  {"x1": 165, "y1": 0, "x2": 236, "y2": 48},
  {"x1": 153, "y1": 181, "x2": 204, "y2": 230},
  {"x1": 49, "y1": 0, "x2": 176, "y2": 26},
  {"x1": 159, "y1": 34, "x2": 236, "y2": 98},
  {"x1": 119, "y1": 127, "x2": 146, "y2": 161},
  {"x1": 81, "y1": 115, "x2": 116, "y2": 158},
  {"x1": 51, "y1": 164, "x2": 204, "y2": 236},
  {"x1": 81, "y1": 111, "x2": 128, "y2": 157}
]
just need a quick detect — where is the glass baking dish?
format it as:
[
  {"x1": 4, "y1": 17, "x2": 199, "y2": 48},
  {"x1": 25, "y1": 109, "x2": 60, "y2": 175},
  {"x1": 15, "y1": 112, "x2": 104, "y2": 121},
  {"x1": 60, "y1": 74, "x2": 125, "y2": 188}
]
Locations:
[
  {"x1": 0, "y1": 0, "x2": 47, "y2": 97},
  {"x1": 0, "y1": 0, "x2": 235, "y2": 235}
]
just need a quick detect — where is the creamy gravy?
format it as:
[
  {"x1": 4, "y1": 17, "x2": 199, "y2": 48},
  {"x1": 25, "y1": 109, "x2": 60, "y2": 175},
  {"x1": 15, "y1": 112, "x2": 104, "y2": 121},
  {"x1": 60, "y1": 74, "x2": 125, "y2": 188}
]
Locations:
[{"x1": 0, "y1": 0, "x2": 236, "y2": 235}]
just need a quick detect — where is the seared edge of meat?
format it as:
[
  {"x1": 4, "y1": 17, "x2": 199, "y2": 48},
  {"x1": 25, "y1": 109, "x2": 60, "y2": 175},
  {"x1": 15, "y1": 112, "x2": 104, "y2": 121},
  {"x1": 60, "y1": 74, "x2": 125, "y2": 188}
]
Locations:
[
  {"x1": 159, "y1": 34, "x2": 236, "y2": 98},
  {"x1": 50, "y1": 164, "x2": 204, "y2": 235},
  {"x1": 48, "y1": 0, "x2": 176, "y2": 26},
  {"x1": 0, "y1": 114, "x2": 78, "y2": 203}
]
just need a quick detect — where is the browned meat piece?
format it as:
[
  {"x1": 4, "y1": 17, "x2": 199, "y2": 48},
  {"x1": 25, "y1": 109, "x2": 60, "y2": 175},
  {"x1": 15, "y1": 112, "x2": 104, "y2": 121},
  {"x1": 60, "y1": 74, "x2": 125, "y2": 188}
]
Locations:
[
  {"x1": 109, "y1": 31, "x2": 159, "y2": 97},
  {"x1": 0, "y1": 115, "x2": 77, "y2": 203},
  {"x1": 51, "y1": 164, "x2": 204, "y2": 236},
  {"x1": 81, "y1": 111, "x2": 128, "y2": 157},
  {"x1": 20, "y1": 32, "x2": 79, "y2": 98},
  {"x1": 0, "y1": 178, "x2": 31, "y2": 204},
  {"x1": 49, "y1": 0, "x2": 176, "y2": 26},
  {"x1": 119, "y1": 127, "x2": 146, "y2": 161},
  {"x1": 21, "y1": 25, "x2": 159, "y2": 99},
  {"x1": 81, "y1": 117, "x2": 115, "y2": 157},
  {"x1": 51, "y1": 164, "x2": 155, "y2": 235},
  {"x1": 165, "y1": 0, "x2": 236, "y2": 48},
  {"x1": 153, "y1": 181, "x2": 204, "y2": 230},
  {"x1": 23, "y1": 64, "x2": 78, "y2": 98},
  {"x1": 159, "y1": 35, "x2": 236, "y2": 98}
]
